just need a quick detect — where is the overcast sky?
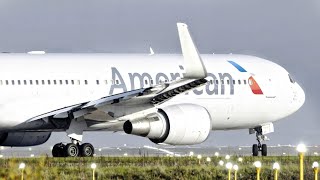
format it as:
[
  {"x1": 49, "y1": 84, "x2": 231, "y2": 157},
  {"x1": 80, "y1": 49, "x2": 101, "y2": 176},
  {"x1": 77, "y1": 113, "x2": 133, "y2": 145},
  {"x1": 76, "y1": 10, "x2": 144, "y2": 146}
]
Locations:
[{"x1": 0, "y1": 0, "x2": 319, "y2": 147}]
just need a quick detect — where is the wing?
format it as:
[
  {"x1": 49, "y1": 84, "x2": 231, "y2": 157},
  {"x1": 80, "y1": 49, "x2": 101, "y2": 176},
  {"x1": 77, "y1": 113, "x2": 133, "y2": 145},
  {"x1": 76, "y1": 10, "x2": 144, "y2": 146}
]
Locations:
[{"x1": 27, "y1": 23, "x2": 208, "y2": 126}]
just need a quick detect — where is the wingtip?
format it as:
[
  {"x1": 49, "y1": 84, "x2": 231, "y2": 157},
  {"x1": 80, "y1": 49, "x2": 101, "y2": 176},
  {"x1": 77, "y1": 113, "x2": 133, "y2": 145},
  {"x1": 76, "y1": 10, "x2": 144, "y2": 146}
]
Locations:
[
  {"x1": 176, "y1": 22, "x2": 207, "y2": 79},
  {"x1": 177, "y1": 22, "x2": 187, "y2": 28}
]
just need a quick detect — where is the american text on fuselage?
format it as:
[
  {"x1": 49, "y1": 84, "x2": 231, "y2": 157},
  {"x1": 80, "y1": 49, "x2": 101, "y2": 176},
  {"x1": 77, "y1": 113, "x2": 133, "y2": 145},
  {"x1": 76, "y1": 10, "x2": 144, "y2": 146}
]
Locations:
[{"x1": 109, "y1": 66, "x2": 235, "y2": 95}]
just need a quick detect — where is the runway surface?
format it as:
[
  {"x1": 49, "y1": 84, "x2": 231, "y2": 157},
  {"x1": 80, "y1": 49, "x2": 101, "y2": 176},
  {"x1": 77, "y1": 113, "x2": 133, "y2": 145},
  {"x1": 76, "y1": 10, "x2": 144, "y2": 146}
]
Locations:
[{"x1": 0, "y1": 144, "x2": 319, "y2": 157}]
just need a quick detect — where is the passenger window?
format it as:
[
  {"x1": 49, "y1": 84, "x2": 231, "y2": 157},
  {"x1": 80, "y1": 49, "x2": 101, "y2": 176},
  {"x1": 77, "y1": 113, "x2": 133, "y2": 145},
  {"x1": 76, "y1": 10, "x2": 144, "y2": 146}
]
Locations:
[
  {"x1": 233, "y1": 80, "x2": 235, "y2": 85},
  {"x1": 116, "y1": 80, "x2": 119, "y2": 84},
  {"x1": 221, "y1": 80, "x2": 224, "y2": 84},
  {"x1": 150, "y1": 79, "x2": 154, "y2": 85},
  {"x1": 0, "y1": 80, "x2": 2, "y2": 85},
  {"x1": 227, "y1": 80, "x2": 230, "y2": 85},
  {"x1": 96, "y1": 80, "x2": 100, "y2": 85},
  {"x1": 71, "y1": 80, "x2": 74, "y2": 85},
  {"x1": 84, "y1": 80, "x2": 88, "y2": 85},
  {"x1": 48, "y1": 80, "x2": 51, "y2": 85},
  {"x1": 215, "y1": 80, "x2": 219, "y2": 84},
  {"x1": 77, "y1": 80, "x2": 81, "y2": 85},
  {"x1": 12, "y1": 80, "x2": 15, "y2": 85},
  {"x1": 30, "y1": 80, "x2": 33, "y2": 85},
  {"x1": 24, "y1": 80, "x2": 27, "y2": 85},
  {"x1": 65, "y1": 80, "x2": 69, "y2": 85},
  {"x1": 238, "y1": 80, "x2": 241, "y2": 85},
  {"x1": 17, "y1": 80, "x2": 21, "y2": 85},
  {"x1": 36, "y1": 80, "x2": 39, "y2": 85},
  {"x1": 42, "y1": 80, "x2": 45, "y2": 85},
  {"x1": 243, "y1": 80, "x2": 247, "y2": 85},
  {"x1": 6, "y1": 80, "x2": 9, "y2": 85},
  {"x1": 145, "y1": 79, "x2": 148, "y2": 85},
  {"x1": 53, "y1": 80, "x2": 57, "y2": 85},
  {"x1": 60, "y1": 80, "x2": 63, "y2": 85}
]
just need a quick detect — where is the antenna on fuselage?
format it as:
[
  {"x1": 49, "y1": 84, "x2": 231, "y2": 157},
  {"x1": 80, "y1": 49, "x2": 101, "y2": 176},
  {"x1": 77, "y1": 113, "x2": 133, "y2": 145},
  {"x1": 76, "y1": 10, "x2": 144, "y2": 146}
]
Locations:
[
  {"x1": 27, "y1": 51, "x2": 46, "y2": 55},
  {"x1": 149, "y1": 47, "x2": 155, "y2": 55}
]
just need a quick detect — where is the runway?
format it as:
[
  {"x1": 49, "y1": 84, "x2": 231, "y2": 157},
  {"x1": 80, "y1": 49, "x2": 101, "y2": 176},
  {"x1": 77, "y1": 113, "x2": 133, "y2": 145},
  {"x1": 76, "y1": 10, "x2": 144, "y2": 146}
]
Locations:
[{"x1": 1, "y1": 144, "x2": 319, "y2": 158}]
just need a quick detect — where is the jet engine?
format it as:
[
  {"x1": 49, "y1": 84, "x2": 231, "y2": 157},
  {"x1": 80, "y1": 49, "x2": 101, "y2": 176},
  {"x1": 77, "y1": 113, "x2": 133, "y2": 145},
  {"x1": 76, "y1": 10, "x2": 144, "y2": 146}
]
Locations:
[
  {"x1": 0, "y1": 131, "x2": 51, "y2": 146},
  {"x1": 123, "y1": 104, "x2": 212, "y2": 145}
]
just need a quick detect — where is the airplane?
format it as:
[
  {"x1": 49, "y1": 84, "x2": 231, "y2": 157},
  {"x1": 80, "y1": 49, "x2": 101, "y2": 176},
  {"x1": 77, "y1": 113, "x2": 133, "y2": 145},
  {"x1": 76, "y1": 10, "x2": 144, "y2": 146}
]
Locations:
[{"x1": 0, "y1": 23, "x2": 305, "y2": 157}]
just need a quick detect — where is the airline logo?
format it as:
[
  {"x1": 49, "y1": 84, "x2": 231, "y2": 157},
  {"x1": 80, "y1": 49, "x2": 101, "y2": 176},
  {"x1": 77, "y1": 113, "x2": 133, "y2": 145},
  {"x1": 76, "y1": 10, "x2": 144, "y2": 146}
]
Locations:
[
  {"x1": 228, "y1": 61, "x2": 263, "y2": 95},
  {"x1": 248, "y1": 76, "x2": 263, "y2": 95}
]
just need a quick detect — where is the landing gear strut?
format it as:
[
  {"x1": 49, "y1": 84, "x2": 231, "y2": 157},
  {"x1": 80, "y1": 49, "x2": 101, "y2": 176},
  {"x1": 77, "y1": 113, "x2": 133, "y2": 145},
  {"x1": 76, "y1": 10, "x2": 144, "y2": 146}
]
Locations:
[
  {"x1": 52, "y1": 140, "x2": 94, "y2": 157},
  {"x1": 252, "y1": 127, "x2": 268, "y2": 156}
]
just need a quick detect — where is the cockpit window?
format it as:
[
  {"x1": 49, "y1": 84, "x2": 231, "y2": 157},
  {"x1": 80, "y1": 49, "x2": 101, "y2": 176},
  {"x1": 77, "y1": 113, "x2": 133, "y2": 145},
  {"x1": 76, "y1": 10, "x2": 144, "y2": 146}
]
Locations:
[{"x1": 289, "y1": 74, "x2": 295, "y2": 84}]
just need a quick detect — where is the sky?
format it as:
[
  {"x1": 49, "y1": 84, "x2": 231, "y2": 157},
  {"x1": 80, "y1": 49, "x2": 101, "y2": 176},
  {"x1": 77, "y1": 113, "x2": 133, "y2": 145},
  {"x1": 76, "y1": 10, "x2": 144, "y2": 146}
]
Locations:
[{"x1": 0, "y1": 0, "x2": 319, "y2": 147}]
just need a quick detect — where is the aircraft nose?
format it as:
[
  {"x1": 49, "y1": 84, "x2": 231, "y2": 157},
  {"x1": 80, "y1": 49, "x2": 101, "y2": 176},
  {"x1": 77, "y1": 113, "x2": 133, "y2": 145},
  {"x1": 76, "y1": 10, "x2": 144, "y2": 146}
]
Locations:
[{"x1": 294, "y1": 83, "x2": 305, "y2": 109}]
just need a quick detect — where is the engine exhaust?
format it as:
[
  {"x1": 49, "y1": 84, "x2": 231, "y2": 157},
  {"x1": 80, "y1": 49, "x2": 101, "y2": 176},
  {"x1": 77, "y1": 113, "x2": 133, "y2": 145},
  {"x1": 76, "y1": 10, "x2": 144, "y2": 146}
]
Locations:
[{"x1": 123, "y1": 120, "x2": 151, "y2": 136}]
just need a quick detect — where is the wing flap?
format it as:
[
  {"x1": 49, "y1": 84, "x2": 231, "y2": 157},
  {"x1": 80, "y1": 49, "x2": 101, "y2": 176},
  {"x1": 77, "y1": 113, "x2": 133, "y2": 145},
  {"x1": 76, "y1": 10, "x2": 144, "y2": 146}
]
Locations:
[
  {"x1": 27, "y1": 104, "x2": 83, "y2": 122},
  {"x1": 26, "y1": 88, "x2": 149, "y2": 122},
  {"x1": 82, "y1": 88, "x2": 147, "y2": 109}
]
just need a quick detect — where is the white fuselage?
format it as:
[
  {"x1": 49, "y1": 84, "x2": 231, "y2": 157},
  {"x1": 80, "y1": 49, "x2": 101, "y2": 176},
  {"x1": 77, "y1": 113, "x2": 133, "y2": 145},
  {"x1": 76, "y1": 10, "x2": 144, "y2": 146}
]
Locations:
[{"x1": 0, "y1": 53, "x2": 305, "y2": 131}]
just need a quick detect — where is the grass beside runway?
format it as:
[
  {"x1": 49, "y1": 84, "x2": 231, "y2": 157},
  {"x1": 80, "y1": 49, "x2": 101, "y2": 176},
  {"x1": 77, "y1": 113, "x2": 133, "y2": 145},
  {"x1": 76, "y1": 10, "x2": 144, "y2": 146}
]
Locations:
[{"x1": 0, "y1": 156, "x2": 319, "y2": 179}]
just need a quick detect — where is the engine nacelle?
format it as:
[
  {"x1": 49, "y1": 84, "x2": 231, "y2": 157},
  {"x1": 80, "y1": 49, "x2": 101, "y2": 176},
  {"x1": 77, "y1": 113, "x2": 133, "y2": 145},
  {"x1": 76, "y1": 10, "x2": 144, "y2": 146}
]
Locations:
[
  {"x1": 123, "y1": 104, "x2": 212, "y2": 145},
  {"x1": 0, "y1": 131, "x2": 51, "y2": 146}
]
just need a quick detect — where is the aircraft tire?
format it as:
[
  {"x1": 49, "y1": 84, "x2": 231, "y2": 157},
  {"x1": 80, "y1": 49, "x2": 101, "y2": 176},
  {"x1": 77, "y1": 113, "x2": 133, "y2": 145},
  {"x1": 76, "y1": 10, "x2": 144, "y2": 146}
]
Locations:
[
  {"x1": 252, "y1": 144, "x2": 259, "y2": 156},
  {"x1": 80, "y1": 143, "x2": 94, "y2": 157},
  {"x1": 64, "y1": 143, "x2": 79, "y2": 157},
  {"x1": 261, "y1": 144, "x2": 267, "y2": 156},
  {"x1": 52, "y1": 143, "x2": 65, "y2": 157}
]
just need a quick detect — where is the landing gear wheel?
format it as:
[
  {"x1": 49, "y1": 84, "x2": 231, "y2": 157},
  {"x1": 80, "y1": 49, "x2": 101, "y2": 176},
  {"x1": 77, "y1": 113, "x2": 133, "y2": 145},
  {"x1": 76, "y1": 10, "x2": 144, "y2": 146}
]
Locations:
[
  {"x1": 261, "y1": 144, "x2": 267, "y2": 156},
  {"x1": 64, "y1": 143, "x2": 79, "y2": 157},
  {"x1": 252, "y1": 144, "x2": 259, "y2": 156},
  {"x1": 252, "y1": 126, "x2": 269, "y2": 156},
  {"x1": 80, "y1": 143, "x2": 94, "y2": 157},
  {"x1": 52, "y1": 143, "x2": 66, "y2": 157}
]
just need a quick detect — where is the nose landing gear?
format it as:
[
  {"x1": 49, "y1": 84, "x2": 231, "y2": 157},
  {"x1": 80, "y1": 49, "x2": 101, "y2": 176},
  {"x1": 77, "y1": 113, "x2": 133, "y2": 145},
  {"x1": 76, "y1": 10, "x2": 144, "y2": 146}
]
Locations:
[{"x1": 252, "y1": 127, "x2": 268, "y2": 156}]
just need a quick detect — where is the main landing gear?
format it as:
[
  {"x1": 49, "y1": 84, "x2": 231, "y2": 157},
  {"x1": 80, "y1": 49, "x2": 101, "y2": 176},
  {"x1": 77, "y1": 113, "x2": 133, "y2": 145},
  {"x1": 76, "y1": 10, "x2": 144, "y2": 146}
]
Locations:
[
  {"x1": 52, "y1": 141, "x2": 94, "y2": 157},
  {"x1": 252, "y1": 127, "x2": 268, "y2": 156},
  {"x1": 52, "y1": 118, "x2": 94, "y2": 157}
]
